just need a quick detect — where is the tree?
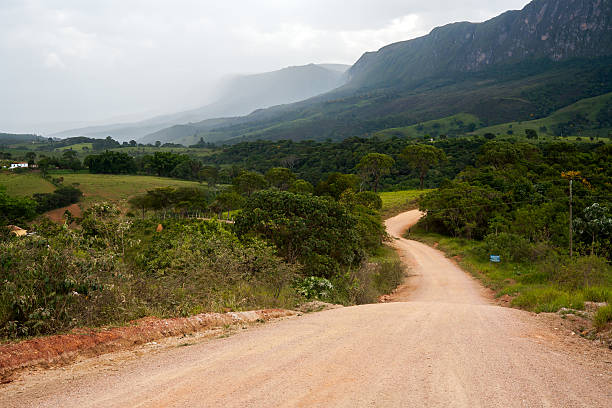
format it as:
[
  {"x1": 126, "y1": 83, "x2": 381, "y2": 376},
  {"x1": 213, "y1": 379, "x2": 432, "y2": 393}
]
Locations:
[
  {"x1": 235, "y1": 190, "x2": 364, "y2": 277},
  {"x1": 199, "y1": 166, "x2": 220, "y2": 188},
  {"x1": 315, "y1": 173, "x2": 360, "y2": 199},
  {"x1": 84, "y1": 151, "x2": 137, "y2": 174},
  {"x1": 402, "y1": 145, "x2": 446, "y2": 190},
  {"x1": 0, "y1": 187, "x2": 38, "y2": 225},
  {"x1": 265, "y1": 167, "x2": 296, "y2": 190},
  {"x1": 128, "y1": 194, "x2": 154, "y2": 219},
  {"x1": 356, "y1": 153, "x2": 394, "y2": 193},
  {"x1": 233, "y1": 171, "x2": 268, "y2": 196},
  {"x1": 209, "y1": 191, "x2": 245, "y2": 219},
  {"x1": 525, "y1": 129, "x2": 538, "y2": 139},
  {"x1": 25, "y1": 152, "x2": 36, "y2": 166},
  {"x1": 575, "y1": 203, "x2": 612, "y2": 255},
  {"x1": 289, "y1": 179, "x2": 314, "y2": 195}
]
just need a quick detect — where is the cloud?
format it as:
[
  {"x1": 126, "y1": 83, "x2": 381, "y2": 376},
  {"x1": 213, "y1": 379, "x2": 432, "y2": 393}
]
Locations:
[
  {"x1": 43, "y1": 52, "x2": 66, "y2": 69},
  {"x1": 0, "y1": 0, "x2": 530, "y2": 133}
]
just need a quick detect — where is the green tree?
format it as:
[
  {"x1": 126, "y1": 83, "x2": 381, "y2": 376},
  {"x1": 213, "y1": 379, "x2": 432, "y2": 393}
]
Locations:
[
  {"x1": 356, "y1": 153, "x2": 394, "y2": 193},
  {"x1": 235, "y1": 190, "x2": 364, "y2": 277},
  {"x1": 233, "y1": 171, "x2": 268, "y2": 196},
  {"x1": 525, "y1": 129, "x2": 538, "y2": 139},
  {"x1": 128, "y1": 194, "x2": 154, "y2": 219},
  {"x1": 402, "y1": 145, "x2": 446, "y2": 190},
  {"x1": 199, "y1": 165, "x2": 220, "y2": 188},
  {"x1": 575, "y1": 203, "x2": 612, "y2": 255},
  {"x1": 265, "y1": 167, "x2": 296, "y2": 190},
  {"x1": 25, "y1": 152, "x2": 36, "y2": 166},
  {"x1": 289, "y1": 179, "x2": 314, "y2": 195},
  {"x1": 209, "y1": 191, "x2": 245, "y2": 219}
]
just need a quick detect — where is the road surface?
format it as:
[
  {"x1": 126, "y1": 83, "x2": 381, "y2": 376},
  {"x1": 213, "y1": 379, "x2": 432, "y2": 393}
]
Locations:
[{"x1": 2, "y1": 210, "x2": 610, "y2": 407}]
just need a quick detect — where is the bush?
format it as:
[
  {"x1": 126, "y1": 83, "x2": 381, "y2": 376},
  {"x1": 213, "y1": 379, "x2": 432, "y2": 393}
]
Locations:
[
  {"x1": 593, "y1": 305, "x2": 612, "y2": 331},
  {"x1": 484, "y1": 233, "x2": 534, "y2": 263},
  {"x1": 33, "y1": 186, "x2": 82, "y2": 212},
  {"x1": 235, "y1": 190, "x2": 368, "y2": 277},
  {"x1": 554, "y1": 255, "x2": 611, "y2": 290},
  {"x1": 293, "y1": 276, "x2": 334, "y2": 300}
]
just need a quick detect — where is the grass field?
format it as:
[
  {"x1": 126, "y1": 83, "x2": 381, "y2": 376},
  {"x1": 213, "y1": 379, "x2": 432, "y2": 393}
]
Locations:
[
  {"x1": 471, "y1": 92, "x2": 612, "y2": 140},
  {"x1": 379, "y1": 190, "x2": 432, "y2": 218},
  {"x1": 0, "y1": 172, "x2": 55, "y2": 196},
  {"x1": 56, "y1": 173, "x2": 207, "y2": 204}
]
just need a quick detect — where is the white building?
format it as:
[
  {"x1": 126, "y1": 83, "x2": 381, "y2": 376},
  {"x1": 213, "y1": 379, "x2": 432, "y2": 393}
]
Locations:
[{"x1": 9, "y1": 162, "x2": 29, "y2": 169}]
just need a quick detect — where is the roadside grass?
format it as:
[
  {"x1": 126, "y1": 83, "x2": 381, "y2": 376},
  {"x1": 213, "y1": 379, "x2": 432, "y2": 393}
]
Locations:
[
  {"x1": 0, "y1": 171, "x2": 55, "y2": 196},
  {"x1": 594, "y1": 305, "x2": 612, "y2": 331},
  {"x1": 379, "y1": 190, "x2": 432, "y2": 218},
  {"x1": 329, "y1": 245, "x2": 404, "y2": 306},
  {"x1": 369, "y1": 245, "x2": 405, "y2": 296},
  {"x1": 409, "y1": 230, "x2": 612, "y2": 317},
  {"x1": 51, "y1": 173, "x2": 207, "y2": 205}
]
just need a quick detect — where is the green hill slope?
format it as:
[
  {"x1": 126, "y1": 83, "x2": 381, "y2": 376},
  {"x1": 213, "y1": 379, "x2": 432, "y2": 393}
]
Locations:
[{"x1": 147, "y1": 0, "x2": 612, "y2": 145}]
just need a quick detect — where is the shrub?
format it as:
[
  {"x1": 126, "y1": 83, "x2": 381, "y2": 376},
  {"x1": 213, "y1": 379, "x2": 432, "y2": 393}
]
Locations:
[
  {"x1": 554, "y1": 255, "x2": 611, "y2": 290},
  {"x1": 293, "y1": 276, "x2": 333, "y2": 300},
  {"x1": 593, "y1": 305, "x2": 612, "y2": 331},
  {"x1": 483, "y1": 233, "x2": 533, "y2": 263}
]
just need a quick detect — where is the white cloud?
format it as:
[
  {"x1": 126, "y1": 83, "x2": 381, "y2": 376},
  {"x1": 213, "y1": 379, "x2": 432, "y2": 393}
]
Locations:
[{"x1": 0, "y1": 0, "x2": 530, "y2": 133}]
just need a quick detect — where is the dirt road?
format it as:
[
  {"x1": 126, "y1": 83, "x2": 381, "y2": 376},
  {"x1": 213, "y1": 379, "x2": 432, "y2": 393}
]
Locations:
[{"x1": 2, "y1": 210, "x2": 611, "y2": 407}]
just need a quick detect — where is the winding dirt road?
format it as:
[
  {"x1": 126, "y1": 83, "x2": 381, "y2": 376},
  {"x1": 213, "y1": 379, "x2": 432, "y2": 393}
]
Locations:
[{"x1": 2, "y1": 210, "x2": 611, "y2": 407}]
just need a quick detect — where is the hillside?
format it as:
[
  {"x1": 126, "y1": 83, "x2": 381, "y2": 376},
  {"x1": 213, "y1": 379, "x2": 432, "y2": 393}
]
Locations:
[
  {"x1": 52, "y1": 64, "x2": 348, "y2": 143},
  {"x1": 148, "y1": 0, "x2": 612, "y2": 145},
  {"x1": 347, "y1": 0, "x2": 611, "y2": 90},
  {"x1": 0, "y1": 133, "x2": 44, "y2": 144}
]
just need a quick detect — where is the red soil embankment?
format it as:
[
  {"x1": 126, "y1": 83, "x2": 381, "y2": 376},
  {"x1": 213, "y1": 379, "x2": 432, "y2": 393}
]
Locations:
[
  {"x1": 0, "y1": 309, "x2": 295, "y2": 379},
  {"x1": 44, "y1": 203, "x2": 82, "y2": 223}
]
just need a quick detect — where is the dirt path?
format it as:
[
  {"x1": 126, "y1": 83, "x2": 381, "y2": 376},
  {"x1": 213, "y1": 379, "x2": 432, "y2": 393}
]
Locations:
[{"x1": 2, "y1": 210, "x2": 611, "y2": 407}]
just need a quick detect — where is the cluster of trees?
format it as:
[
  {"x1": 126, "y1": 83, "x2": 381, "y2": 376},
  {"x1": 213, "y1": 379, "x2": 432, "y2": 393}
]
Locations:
[
  {"x1": 37, "y1": 150, "x2": 82, "y2": 173},
  {"x1": 85, "y1": 151, "x2": 204, "y2": 180},
  {"x1": 0, "y1": 185, "x2": 82, "y2": 225},
  {"x1": 206, "y1": 137, "x2": 467, "y2": 191},
  {"x1": 84, "y1": 151, "x2": 137, "y2": 174},
  {"x1": 33, "y1": 186, "x2": 83, "y2": 213},
  {"x1": 419, "y1": 141, "x2": 612, "y2": 259}
]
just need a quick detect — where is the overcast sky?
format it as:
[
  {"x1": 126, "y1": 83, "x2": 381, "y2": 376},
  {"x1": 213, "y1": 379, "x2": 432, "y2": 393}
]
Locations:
[{"x1": 0, "y1": 0, "x2": 529, "y2": 134}]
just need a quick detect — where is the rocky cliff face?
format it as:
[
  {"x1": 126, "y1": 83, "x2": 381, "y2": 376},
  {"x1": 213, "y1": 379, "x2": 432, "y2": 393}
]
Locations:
[{"x1": 348, "y1": 0, "x2": 612, "y2": 89}]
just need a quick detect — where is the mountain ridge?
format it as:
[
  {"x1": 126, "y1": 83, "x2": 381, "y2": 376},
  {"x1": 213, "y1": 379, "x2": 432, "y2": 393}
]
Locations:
[
  {"x1": 51, "y1": 63, "x2": 349, "y2": 142},
  {"x1": 149, "y1": 0, "x2": 611, "y2": 145}
]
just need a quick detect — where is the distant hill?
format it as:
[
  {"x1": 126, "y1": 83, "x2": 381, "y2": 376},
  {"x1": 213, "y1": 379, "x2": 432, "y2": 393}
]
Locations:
[
  {"x1": 52, "y1": 63, "x2": 349, "y2": 142},
  {"x1": 151, "y1": 0, "x2": 611, "y2": 145},
  {"x1": 0, "y1": 133, "x2": 44, "y2": 144}
]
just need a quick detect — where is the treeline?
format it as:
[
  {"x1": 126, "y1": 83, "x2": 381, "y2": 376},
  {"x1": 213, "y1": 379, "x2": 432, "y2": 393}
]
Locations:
[
  {"x1": 0, "y1": 185, "x2": 82, "y2": 225},
  {"x1": 419, "y1": 141, "x2": 612, "y2": 260}
]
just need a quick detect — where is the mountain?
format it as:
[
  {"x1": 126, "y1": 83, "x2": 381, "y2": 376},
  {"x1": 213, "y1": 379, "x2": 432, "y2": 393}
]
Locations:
[
  {"x1": 154, "y1": 0, "x2": 611, "y2": 145},
  {"x1": 52, "y1": 63, "x2": 349, "y2": 142},
  {"x1": 347, "y1": 0, "x2": 611, "y2": 90}
]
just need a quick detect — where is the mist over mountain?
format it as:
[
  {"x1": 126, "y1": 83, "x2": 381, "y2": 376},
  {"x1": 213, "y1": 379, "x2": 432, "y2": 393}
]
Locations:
[
  {"x1": 150, "y1": 0, "x2": 610, "y2": 145},
  {"x1": 51, "y1": 63, "x2": 349, "y2": 142}
]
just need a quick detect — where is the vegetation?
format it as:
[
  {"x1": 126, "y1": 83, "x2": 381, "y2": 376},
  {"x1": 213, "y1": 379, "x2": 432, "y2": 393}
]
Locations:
[
  {"x1": 0, "y1": 172, "x2": 55, "y2": 196},
  {"x1": 413, "y1": 139, "x2": 611, "y2": 327}
]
